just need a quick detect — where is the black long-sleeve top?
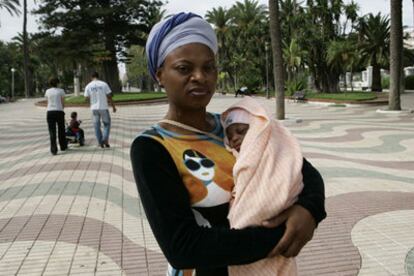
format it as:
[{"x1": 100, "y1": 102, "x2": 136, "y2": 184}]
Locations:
[{"x1": 130, "y1": 123, "x2": 326, "y2": 275}]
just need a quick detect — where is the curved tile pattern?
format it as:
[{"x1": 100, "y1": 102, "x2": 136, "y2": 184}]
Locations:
[
  {"x1": 407, "y1": 247, "x2": 414, "y2": 276},
  {"x1": 1, "y1": 95, "x2": 413, "y2": 275}
]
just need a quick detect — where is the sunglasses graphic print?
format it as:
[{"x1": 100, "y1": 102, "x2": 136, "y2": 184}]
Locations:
[
  {"x1": 182, "y1": 149, "x2": 216, "y2": 183},
  {"x1": 182, "y1": 149, "x2": 231, "y2": 208},
  {"x1": 184, "y1": 158, "x2": 215, "y2": 171}
]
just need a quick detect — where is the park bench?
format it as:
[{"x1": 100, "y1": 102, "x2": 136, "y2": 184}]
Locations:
[{"x1": 292, "y1": 91, "x2": 306, "y2": 102}]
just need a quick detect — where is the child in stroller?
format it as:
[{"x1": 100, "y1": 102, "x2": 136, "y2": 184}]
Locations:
[{"x1": 66, "y1": 111, "x2": 85, "y2": 146}]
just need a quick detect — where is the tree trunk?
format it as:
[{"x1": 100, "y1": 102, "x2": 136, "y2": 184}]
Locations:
[
  {"x1": 371, "y1": 60, "x2": 382, "y2": 92},
  {"x1": 22, "y1": 0, "x2": 33, "y2": 98},
  {"x1": 269, "y1": 0, "x2": 285, "y2": 120},
  {"x1": 389, "y1": 0, "x2": 402, "y2": 110},
  {"x1": 330, "y1": 71, "x2": 340, "y2": 92},
  {"x1": 102, "y1": 2, "x2": 121, "y2": 94},
  {"x1": 350, "y1": 71, "x2": 354, "y2": 92},
  {"x1": 103, "y1": 57, "x2": 121, "y2": 94},
  {"x1": 103, "y1": 19, "x2": 121, "y2": 94},
  {"x1": 102, "y1": 30, "x2": 121, "y2": 93},
  {"x1": 400, "y1": 62, "x2": 405, "y2": 94},
  {"x1": 73, "y1": 63, "x2": 81, "y2": 96},
  {"x1": 343, "y1": 74, "x2": 347, "y2": 91}
]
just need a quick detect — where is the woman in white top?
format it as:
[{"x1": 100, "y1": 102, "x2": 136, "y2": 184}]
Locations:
[{"x1": 45, "y1": 77, "x2": 67, "y2": 155}]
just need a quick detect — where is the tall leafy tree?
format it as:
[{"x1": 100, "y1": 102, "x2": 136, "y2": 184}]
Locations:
[
  {"x1": 126, "y1": 45, "x2": 148, "y2": 90},
  {"x1": 279, "y1": 0, "x2": 307, "y2": 93},
  {"x1": 279, "y1": 0, "x2": 305, "y2": 44},
  {"x1": 327, "y1": 36, "x2": 362, "y2": 91},
  {"x1": 206, "y1": 0, "x2": 271, "y2": 91},
  {"x1": 206, "y1": 7, "x2": 231, "y2": 54},
  {"x1": 283, "y1": 38, "x2": 306, "y2": 81},
  {"x1": 22, "y1": 0, "x2": 33, "y2": 97},
  {"x1": 269, "y1": 0, "x2": 285, "y2": 119},
  {"x1": 229, "y1": 0, "x2": 269, "y2": 89},
  {"x1": 357, "y1": 13, "x2": 390, "y2": 92},
  {"x1": 35, "y1": 0, "x2": 163, "y2": 93},
  {"x1": 296, "y1": 0, "x2": 349, "y2": 93},
  {"x1": 205, "y1": 7, "x2": 232, "y2": 89},
  {"x1": 389, "y1": 0, "x2": 402, "y2": 110},
  {"x1": 343, "y1": 1, "x2": 359, "y2": 34},
  {"x1": 0, "y1": 41, "x2": 23, "y2": 97}
]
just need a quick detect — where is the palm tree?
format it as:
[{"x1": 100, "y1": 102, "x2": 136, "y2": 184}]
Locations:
[
  {"x1": 230, "y1": 0, "x2": 267, "y2": 28},
  {"x1": 206, "y1": 7, "x2": 232, "y2": 90},
  {"x1": 220, "y1": 0, "x2": 268, "y2": 91},
  {"x1": 0, "y1": 0, "x2": 20, "y2": 27},
  {"x1": 327, "y1": 37, "x2": 361, "y2": 91},
  {"x1": 23, "y1": 0, "x2": 33, "y2": 97},
  {"x1": 283, "y1": 38, "x2": 306, "y2": 81},
  {"x1": 358, "y1": 13, "x2": 390, "y2": 92},
  {"x1": 269, "y1": 0, "x2": 285, "y2": 120},
  {"x1": 0, "y1": 0, "x2": 20, "y2": 16},
  {"x1": 389, "y1": 0, "x2": 402, "y2": 110},
  {"x1": 279, "y1": 0, "x2": 304, "y2": 43},
  {"x1": 343, "y1": 1, "x2": 359, "y2": 34},
  {"x1": 206, "y1": 7, "x2": 231, "y2": 52}
]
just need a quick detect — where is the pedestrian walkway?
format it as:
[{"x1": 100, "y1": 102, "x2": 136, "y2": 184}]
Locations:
[{"x1": 0, "y1": 94, "x2": 413, "y2": 275}]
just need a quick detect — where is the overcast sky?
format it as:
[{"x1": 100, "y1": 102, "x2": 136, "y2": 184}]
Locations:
[{"x1": 0, "y1": 0, "x2": 413, "y2": 42}]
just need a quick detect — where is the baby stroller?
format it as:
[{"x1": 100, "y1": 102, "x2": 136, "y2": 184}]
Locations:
[{"x1": 66, "y1": 125, "x2": 85, "y2": 146}]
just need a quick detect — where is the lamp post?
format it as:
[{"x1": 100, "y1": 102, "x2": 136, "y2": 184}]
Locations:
[
  {"x1": 11, "y1": 68, "x2": 16, "y2": 100},
  {"x1": 265, "y1": 43, "x2": 269, "y2": 99}
]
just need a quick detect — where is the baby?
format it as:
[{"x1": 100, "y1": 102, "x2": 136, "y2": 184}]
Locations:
[
  {"x1": 221, "y1": 96, "x2": 304, "y2": 276},
  {"x1": 67, "y1": 111, "x2": 85, "y2": 146}
]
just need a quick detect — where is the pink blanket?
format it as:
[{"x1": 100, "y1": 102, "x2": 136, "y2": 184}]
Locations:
[{"x1": 222, "y1": 97, "x2": 303, "y2": 276}]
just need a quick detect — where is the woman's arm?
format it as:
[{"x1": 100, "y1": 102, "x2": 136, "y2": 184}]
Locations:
[
  {"x1": 130, "y1": 136, "x2": 285, "y2": 269},
  {"x1": 297, "y1": 158, "x2": 326, "y2": 224}
]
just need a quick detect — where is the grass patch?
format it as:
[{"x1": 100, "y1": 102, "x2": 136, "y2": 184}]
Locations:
[
  {"x1": 305, "y1": 92, "x2": 377, "y2": 101},
  {"x1": 65, "y1": 92, "x2": 167, "y2": 104}
]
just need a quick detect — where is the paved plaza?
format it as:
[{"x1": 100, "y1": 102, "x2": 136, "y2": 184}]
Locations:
[{"x1": 0, "y1": 93, "x2": 413, "y2": 276}]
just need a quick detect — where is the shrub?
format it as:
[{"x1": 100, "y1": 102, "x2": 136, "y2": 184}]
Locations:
[
  {"x1": 405, "y1": 75, "x2": 414, "y2": 89},
  {"x1": 382, "y1": 76, "x2": 390, "y2": 89},
  {"x1": 285, "y1": 74, "x2": 307, "y2": 96}
]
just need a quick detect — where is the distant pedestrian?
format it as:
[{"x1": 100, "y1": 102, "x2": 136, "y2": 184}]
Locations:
[
  {"x1": 235, "y1": 86, "x2": 248, "y2": 97},
  {"x1": 45, "y1": 77, "x2": 67, "y2": 155},
  {"x1": 84, "y1": 72, "x2": 117, "y2": 148}
]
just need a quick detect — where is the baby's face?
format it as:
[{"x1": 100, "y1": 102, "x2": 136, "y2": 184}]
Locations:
[{"x1": 226, "y1": 123, "x2": 249, "y2": 152}]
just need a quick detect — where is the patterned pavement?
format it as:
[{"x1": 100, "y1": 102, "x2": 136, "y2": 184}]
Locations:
[{"x1": 0, "y1": 93, "x2": 413, "y2": 276}]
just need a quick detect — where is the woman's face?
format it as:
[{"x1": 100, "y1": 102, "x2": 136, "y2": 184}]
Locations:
[{"x1": 156, "y1": 43, "x2": 217, "y2": 111}]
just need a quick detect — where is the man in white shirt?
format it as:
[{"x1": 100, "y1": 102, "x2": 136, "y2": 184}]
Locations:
[
  {"x1": 84, "y1": 72, "x2": 117, "y2": 148},
  {"x1": 45, "y1": 77, "x2": 67, "y2": 155}
]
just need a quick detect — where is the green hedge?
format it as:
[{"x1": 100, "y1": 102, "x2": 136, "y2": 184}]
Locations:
[{"x1": 65, "y1": 92, "x2": 167, "y2": 104}]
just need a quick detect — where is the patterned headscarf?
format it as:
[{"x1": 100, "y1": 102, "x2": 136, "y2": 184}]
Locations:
[{"x1": 145, "y1": 12, "x2": 218, "y2": 80}]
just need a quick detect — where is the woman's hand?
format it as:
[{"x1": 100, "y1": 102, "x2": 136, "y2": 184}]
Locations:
[{"x1": 263, "y1": 205, "x2": 316, "y2": 258}]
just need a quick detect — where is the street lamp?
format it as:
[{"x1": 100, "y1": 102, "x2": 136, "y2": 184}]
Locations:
[
  {"x1": 265, "y1": 43, "x2": 270, "y2": 99},
  {"x1": 11, "y1": 68, "x2": 16, "y2": 100}
]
